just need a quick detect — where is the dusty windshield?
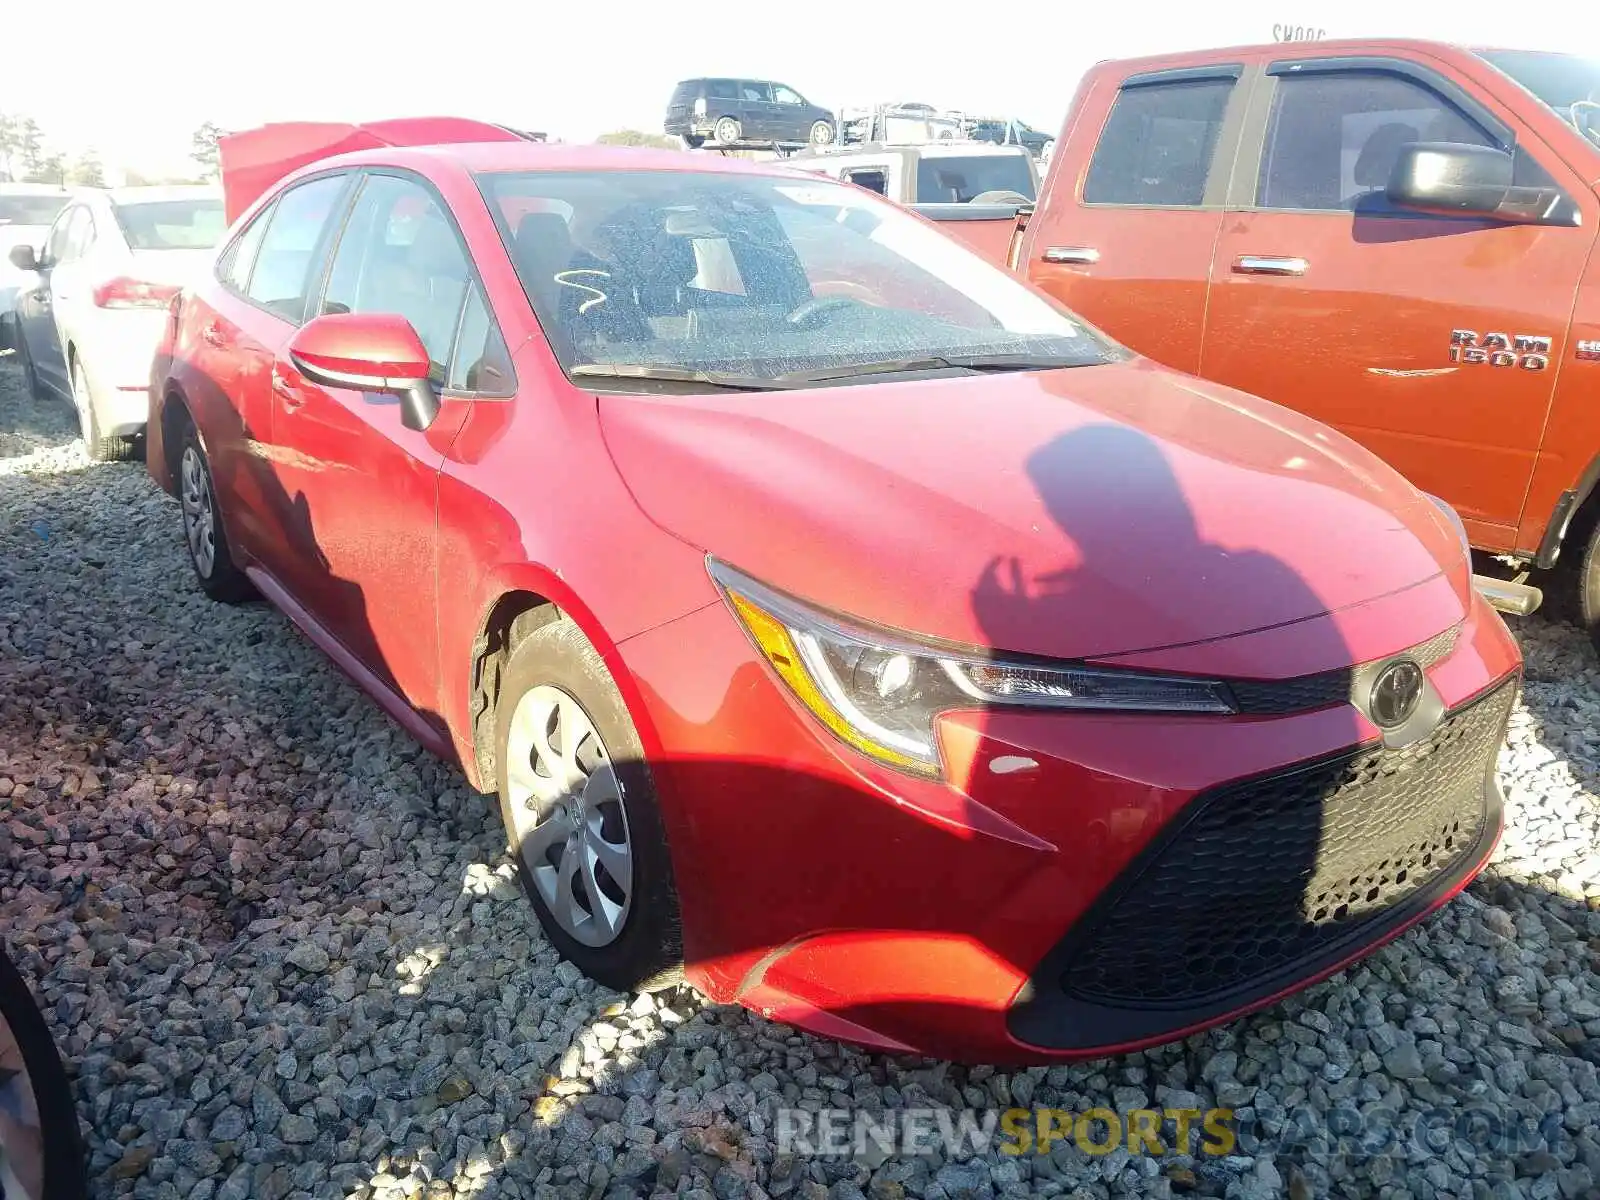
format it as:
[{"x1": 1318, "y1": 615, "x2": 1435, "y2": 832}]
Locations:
[
  {"x1": 1478, "y1": 50, "x2": 1600, "y2": 147},
  {"x1": 478, "y1": 168, "x2": 1114, "y2": 389}
]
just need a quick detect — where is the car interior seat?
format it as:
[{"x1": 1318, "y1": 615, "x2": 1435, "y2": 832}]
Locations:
[{"x1": 1352, "y1": 121, "x2": 1422, "y2": 202}]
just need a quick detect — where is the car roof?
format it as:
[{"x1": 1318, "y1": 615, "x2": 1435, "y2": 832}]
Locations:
[
  {"x1": 292, "y1": 140, "x2": 817, "y2": 181},
  {"x1": 108, "y1": 184, "x2": 222, "y2": 205},
  {"x1": 0, "y1": 181, "x2": 71, "y2": 196}
]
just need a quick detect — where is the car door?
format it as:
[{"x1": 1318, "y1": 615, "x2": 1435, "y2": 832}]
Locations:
[
  {"x1": 266, "y1": 169, "x2": 512, "y2": 715},
  {"x1": 16, "y1": 207, "x2": 80, "y2": 394},
  {"x1": 47, "y1": 203, "x2": 102, "y2": 382},
  {"x1": 1200, "y1": 55, "x2": 1598, "y2": 544},
  {"x1": 204, "y1": 172, "x2": 356, "y2": 573},
  {"x1": 1018, "y1": 63, "x2": 1250, "y2": 375},
  {"x1": 770, "y1": 84, "x2": 812, "y2": 144},
  {"x1": 738, "y1": 81, "x2": 776, "y2": 139}
]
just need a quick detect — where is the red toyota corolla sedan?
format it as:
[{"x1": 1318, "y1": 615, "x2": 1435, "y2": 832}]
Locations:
[{"x1": 146, "y1": 133, "x2": 1522, "y2": 1064}]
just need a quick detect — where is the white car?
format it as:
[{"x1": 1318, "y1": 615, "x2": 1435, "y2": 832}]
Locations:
[
  {"x1": 9, "y1": 186, "x2": 225, "y2": 461},
  {"x1": 0, "y1": 183, "x2": 72, "y2": 354}
]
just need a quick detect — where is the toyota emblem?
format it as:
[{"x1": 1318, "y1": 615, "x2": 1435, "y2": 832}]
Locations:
[{"x1": 1369, "y1": 659, "x2": 1424, "y2": 728}]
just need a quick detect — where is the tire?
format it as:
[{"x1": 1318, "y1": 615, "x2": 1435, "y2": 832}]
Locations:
[
  {"x1": 0, "y1": 944, "x2": 88, "y2": 1200},
  {"x1": 495, "y1": 617, "x2": 683, "y2": 993},
  {"x1": 175, "y1": 418, "x2": 255, "y2": 604},
  {"x1": 713, "y1": 117, "x2": 741, "y2": 147},
  {"x1": 682, "y1": 134, "x2": 705, "y2": 149},
  {"x1": 809, "y1": 120, "x2": 835, "y2": 146},
  {"x1": 70, "y1": 355, "x2": 137, "y2": 463}
]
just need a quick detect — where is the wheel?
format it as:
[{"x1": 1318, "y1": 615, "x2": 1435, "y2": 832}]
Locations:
[
  {"x1": 809, "y1": 120, "x2": 835, "y2": 146},
  {"x1": 69, "y1": 355, "x2": 137, "y2": 463},
  {"x1": 0, "y1": 945, "x2": 88, "y2": 1200},
  {"x1": 713, "y1": 117, "x2": 741, "y2": 146},
  {"x1": 1568, "y1": 512, "x2": 1600, "y2": 655},
  {"x1": 176, "y1": 420, "x2": 255, "y2": 603},
  {"x1": 495, "y1": 617, "x2": 683, "y2": 992},
  {"x1": 682, "y1": 134, "x2": 705, "y2": 149}
]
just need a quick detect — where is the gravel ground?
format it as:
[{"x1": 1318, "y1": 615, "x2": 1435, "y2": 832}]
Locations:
[{"x1": 4, "y1": 356, "x2": 1600, "y2": 1200}]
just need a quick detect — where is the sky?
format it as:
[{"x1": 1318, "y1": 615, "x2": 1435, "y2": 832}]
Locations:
[{"x1": 3, "y1": 0, "x2": 1597, "y2": 177}]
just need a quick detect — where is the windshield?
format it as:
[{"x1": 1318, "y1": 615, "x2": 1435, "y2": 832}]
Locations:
[
  {"x1": 1477, "y1": 50, "x2": 1600, "y2": 146},
  {"x1": 113, "y1": 198, "x2": 227, "y2": 250},
  {"x1": 914, "y1": 154, "x2": 1036, "y2": 202},
  {"x1": 479, "y1": 169, "x2": 1111, "y2": 387},
  {"x1": 0, "y1": 195, "x2": 68, "y2": 227}
]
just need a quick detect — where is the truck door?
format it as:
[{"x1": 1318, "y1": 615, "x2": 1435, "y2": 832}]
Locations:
[
  {"x1": 1018, "y1": 63, "x2": 1252, "y2": 374},
  {"x1": 1200, "y1": 54, "x2": 1597, "y2": 548}
]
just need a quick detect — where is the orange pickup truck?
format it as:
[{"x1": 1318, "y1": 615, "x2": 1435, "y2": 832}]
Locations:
[{"x1": 928, "y1": 41, "x2": 1600, "y2": 642}]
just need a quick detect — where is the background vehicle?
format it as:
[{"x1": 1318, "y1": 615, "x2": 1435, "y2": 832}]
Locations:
[
  {"x1": 1, "y1": 942, "x2": 86, "y2": 1200},
  {"x1": 664, "y1": 77, "x2": 835, "y2": 150},
  {"x1": 9, "y1": 186, "x2": 225, "y2": 460},
  {"x1": 144, "y1": 124, "x2": 1521, "y2": 1063},
  {"x1": 921, "y1": 40, "x2": 1600, "y2": 643},
  {"x1": 839, "y1": 102, "x2": 964, "y2": 146},
  {"x1": 789, "y1": 141, "x2": 1039, "y2": 258},
  {"x1": 962, "y1": 115, "x2": 1054, "y2": 160},
  {"x1": 0, "y1": 184, "x2": 70, "y2": 353}
]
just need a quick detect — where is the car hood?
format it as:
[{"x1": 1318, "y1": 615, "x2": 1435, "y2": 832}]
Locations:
[{"x1": 597, "y1": 358, "x2": 1468, "y2": 663}]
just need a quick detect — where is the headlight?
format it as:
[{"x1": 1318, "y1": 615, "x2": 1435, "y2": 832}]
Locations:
[
  {"x1": 709, "y1": 559, "x2": 1235, "y2": 776},
  {"x1": 1423, "y1": 492, "x2": 1471, "y2": 559}
]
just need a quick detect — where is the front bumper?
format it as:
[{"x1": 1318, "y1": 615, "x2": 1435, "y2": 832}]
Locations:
[{"x1": 616, "y1": 587, "x2": 1521, "y2": 1064}]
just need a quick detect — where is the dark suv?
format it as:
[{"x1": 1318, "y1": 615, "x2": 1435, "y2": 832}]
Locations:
[{"x1": 664, "y1": 78, "x2": 836, "y2": 150}]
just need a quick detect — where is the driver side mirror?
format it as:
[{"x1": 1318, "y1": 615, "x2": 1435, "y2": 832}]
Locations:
[
  {"x1": 1386, "y1": 142, "x2": 1567, "y2": 225},
  {"x1": 287, "y1": 312, "x2": 441, "y2": 432},
  {"x1": 8, "y1": 243, "x2": 41, "y2": 273}
]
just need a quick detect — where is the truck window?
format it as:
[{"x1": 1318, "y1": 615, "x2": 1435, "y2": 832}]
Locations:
[
  {"x1": 914, "y1": 155, "x2": 1036, "y2": 203},
  {"x1": 1082, "y1": 79, "x2": 1233, "y2": 207},
  {"x1": 844, "y1": 168, "x2": 888, "y2": 196},
  {"x1": 1257, "y1": 73, "x2": 1497, "y2": 211}
]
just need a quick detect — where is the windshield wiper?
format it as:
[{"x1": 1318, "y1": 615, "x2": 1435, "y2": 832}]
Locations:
[
  {"x1": 568, "y1": 363, "x2": 795, "y2": 392},
  {"x1": 770, "y1": 352, "x2": 1090, "y2": 385}
]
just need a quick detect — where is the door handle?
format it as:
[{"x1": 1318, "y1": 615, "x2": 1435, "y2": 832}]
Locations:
[
  {"x1": 1233, "y1": 255, "x2": 1309, "y2": 276},
  {"x1": 201, "y1": 321, "x2": 225, "y2": 347},
  {"x1": 272, "y1": 366, "x2": 305, "y2": 411},
  {"x1": 1041, "y1": 246, "x2": 1100, "y2": 264}
]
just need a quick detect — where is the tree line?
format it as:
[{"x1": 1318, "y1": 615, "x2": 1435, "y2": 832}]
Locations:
[{"x1": 0, "y1": 115, "x2": 227, "y2": 187}]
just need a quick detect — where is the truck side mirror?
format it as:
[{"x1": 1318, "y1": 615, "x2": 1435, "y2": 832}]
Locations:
[{"x1": 1386, "y1": 142, "x2": 1565, "y2": 225}]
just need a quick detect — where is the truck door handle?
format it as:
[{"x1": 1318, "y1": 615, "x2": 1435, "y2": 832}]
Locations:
[
  {"x1": 1041, "y1": 246, "x2": 1100, "y2": 264},
  {"x1": 1233, "y1": 255, "x2": 1309, "y2": 276}
]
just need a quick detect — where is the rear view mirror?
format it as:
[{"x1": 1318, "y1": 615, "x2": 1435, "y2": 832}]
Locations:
[
  {"x1": 287, "y1": 312, "x2": 440, "y2": 432},
  {"x1": 8, "y1": 243, "x2": 40, "y2": 272},
  {"x1": 1386, "y1": 142, "x2": 1566, "y2": 225}
]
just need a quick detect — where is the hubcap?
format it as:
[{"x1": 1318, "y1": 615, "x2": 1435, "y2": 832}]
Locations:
[
  {"x1": 179, "y1": 445, "x2": 217, "y2": 578},
  {"x1": 0, "y1": 1001, "x2": 44, "y2": 1200},
  {"x1": 505, "y1": 685, "x2": 633, "y2": 948}
]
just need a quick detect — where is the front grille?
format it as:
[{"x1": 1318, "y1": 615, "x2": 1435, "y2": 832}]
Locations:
[
  {"x1": 1231, "y1": 623, "x2": 1460, "y2": 715},
  {"x1": 1059, "y1": 676, "x2": 1515, "y2": 1008}
]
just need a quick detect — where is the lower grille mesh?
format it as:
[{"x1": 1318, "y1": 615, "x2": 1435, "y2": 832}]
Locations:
[{"x1": 1059, "y1": 678, "x2": 1516, "y2": 1008}]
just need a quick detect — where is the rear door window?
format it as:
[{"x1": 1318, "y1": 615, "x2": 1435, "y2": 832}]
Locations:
[
  {"x1": 740, "y1": 81, "x2": 774, "y2": 103},
  {"x1": 245, "y1": 173, "x2": 351, "y2": 324},
  {"x1": 1083, "y1": 77, "x2": 1235, "y2": 206}
]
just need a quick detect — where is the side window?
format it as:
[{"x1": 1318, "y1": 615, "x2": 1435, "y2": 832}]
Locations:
[
  {"x1": 218, "y1": 202, "x2": 273, "y2": 293},
  {"x1": 44, "y1": 208, "x2": 75, "y2": 265},
  {"x1": 1257, "y1": 72, "x2": 1496, "y2": 211},
  {"x1": 708, "y1": 80, "x2": 739, "y2": 101},
  {"x1": 773, "y1": 86, "x2": 803, "y2": 106},
  {"x1": 1083, "y1": 78, "x2": 1235, "y2": 207},
  {"x1": 447, "y1": 284, "x2": 514, "y2": 393},
  {"x1": 843, "y1": 167, "x2": 889, "y2": 196},
  {"x1": 65, "y1": 209, "x2": 97, "y2": 261},
  {"x1": 741, "y1": 82, "x2": 774, "y2": 103},
  {"x1": 246, "y1": 174, "x2": 350, "y2": 323},
  {"x1": 318, "y1": 174, "x2": 473, "y2": 385}
]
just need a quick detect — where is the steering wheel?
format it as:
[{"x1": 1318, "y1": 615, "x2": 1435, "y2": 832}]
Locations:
[
  {"x1": 1571, "y1": 100, "x2": 1600, "y2": 146},
  {"x1": 786, "y1": 294, "x2": 861, "y2": 329}
]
